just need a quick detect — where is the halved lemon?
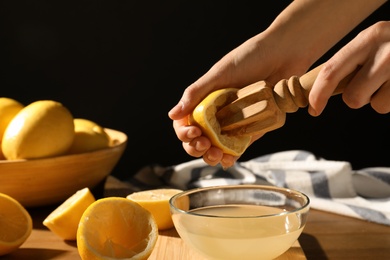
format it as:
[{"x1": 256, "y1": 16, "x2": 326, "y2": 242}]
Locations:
[
  {"x1": 189, "y1": 88, "x2": 251, "y2": 156},
  {"x1": 43, "y1": 187, "x2": 96, "y2": 240},
  {"x1": 77, "y1": 197, "x2": 158, "y2": 260},
  {"x1": 127, "y1": 188, "x2": 183, "y2": 230},
  {"x1": 0, "y1": 193, "x2": 33, "y2": 256}
]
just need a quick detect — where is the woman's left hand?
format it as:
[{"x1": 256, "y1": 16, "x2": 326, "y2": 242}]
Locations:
[{"x1": 309, "y1": 21, "x2": 390, "y2": 116}]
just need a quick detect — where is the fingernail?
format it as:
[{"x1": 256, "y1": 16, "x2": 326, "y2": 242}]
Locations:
[
  {"x1": 207, "y1": 153, "x2": 219, "y2": 162},
  {"x1": 195, "y1": 141, "x2": 207, "y2": 153},
  {"x1": 221, "y1": 158, "x2": 234, "y2": 169}
]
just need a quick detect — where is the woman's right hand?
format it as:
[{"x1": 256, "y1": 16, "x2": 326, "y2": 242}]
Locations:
[{"x1": 168, "y1": 32, "x2": 310, "y2": 168}]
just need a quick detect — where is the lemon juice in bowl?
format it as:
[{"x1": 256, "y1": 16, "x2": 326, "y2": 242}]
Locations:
[{"x1": 170, "y1": 185, "x2": 310, "y2": 260}]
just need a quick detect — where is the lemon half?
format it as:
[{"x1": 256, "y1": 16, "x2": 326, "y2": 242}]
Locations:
[
  {"x1": 189, "y1": 88, "x2": 251, "y2": 156},
  {"x1": 43, "y1": 187, "x2": 96, "y2": 241},
  {"x1": 127, "y1": 188, "x2": 183, "y2": 230},
  {"x1": 77, "y1": 197, "x2": 158, "y2": 260},
  {"x1": 0, "y1": 193, "x2": 33, "y2": 256}
]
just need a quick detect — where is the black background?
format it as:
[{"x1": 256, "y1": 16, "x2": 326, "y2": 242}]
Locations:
[{"x1": 1, "y1": 1, "x2": 389, "y2": 179}]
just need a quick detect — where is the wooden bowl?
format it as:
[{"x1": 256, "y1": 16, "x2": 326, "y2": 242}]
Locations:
[{"x1": 0, "y1": 128, "x2": 127, "y2": 208}]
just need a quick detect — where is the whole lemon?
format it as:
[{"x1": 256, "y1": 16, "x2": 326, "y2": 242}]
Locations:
[
  {"x1": 0, "y1": 97, "x2": 24, "y2": 141},
  {"x1": 67, "y1": 118, "x2": 110, "y2": 154},
  {"x1": 2, "y1": 100, "x2": 75, "y2": 160},
  {"x1": 0, "y1": 98, "x2": 24, "y2": 160}
]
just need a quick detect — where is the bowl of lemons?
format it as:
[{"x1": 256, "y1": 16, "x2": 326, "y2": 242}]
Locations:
[{"x1": 0, "y1": 97, "x2": 127, "y2": 208}]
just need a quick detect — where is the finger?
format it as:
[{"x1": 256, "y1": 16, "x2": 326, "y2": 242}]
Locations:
[
  {"x1": 183, "y1": 136, "x2": 211, "y2": 158},
  {"x1": 371, "y1": 80, "x2": 390, "y2": 114},
  {"x1": 168, "y1": 75, "x2": 220, "y2": 120},
  {"x1": 220, "y1": 154, "x2": 238, "y2": 169},
  {"x1": 342, "y1": 62, "x2": 386, "y2": 109},
  {"x1": 308, "y1": 63, "x2": 357, "y2": 116},
  {"x1": 202, "y1": 147, "x2": 224, "y2": 166},
  {"x1": 172, "y1": 118, "x2": 202, "y2": 142},
  {"x1": 168, "y1": 88, "x2": 203, "y2": 120},
  {"x1": 342, "y1": 37, "x2": 390, "y2": 109},
  {"x1": 309, "y1": 32, "x2": 374, "y2": 116}
]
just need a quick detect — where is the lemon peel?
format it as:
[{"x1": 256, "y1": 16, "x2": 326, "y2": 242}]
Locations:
[
  {"x1": 0, "y1": 193, "x2": 32, "y2": 256},
  {"x1": 189, "y1": 88, "x2": 251, "y2": 156},
  {"x1": 77, "y1": 197, "x2": 158, "y2": 260},
  {"x1": 43, "y1": 187, "x2": 96, "y2": 240}
]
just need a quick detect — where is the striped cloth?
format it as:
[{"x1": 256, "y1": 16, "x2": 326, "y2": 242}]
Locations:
[{"x1": 124, "y1": 150, "x2": 390, "y2": 226}]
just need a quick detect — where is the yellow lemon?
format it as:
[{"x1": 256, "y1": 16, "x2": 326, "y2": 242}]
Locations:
[
  {"x1": 127, "y1": 189, "x2": 183, "y2": 230},
  {"x1": 0, "y1": 97, "x2": 24, "y2": 141},
  {"x1": 43, "y1": 187, "x2": 96, "y2": 241},
  {"x1": 0, "y1": 98, "x2": 24, "y2": 160},
  {"x1": 0, "y1": 193, "x2": 33, "y2": 256},
  {"x1": 189, "y1": 88, "x2": 251, "y2": 156},
  {"x1": 67, "y1": 118, "x2": 111, "y2": 154},
  {"x1": 2, "y1": 100, "x2": 74, "y2": 160},
  {"x1": 77, "y1": 197, "x2": 158, "y2": 260}
]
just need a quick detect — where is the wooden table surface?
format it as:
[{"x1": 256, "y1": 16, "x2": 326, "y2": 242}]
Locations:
[
  {"x1": 299, "y1": 209, "x2": 390, "y2": 259},
  {"x1": 3, "y1": 205, "x2": 389, "y2": 260},
  {"x1": 2, "y1": 175, "x2": 390, "y2": 260}
]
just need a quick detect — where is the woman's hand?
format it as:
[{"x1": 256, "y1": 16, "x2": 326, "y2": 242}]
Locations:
[
  {"x1": 309, "y1": 21, "x2": 390, "y2": 116},
  {"x1": 168, "y1": 33, "x2": 309, "y2": 168}
]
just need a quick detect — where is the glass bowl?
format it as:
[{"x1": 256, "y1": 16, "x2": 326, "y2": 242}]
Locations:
[{"x1": 169, "y1": 184, "x2": 310, "y2": 260}]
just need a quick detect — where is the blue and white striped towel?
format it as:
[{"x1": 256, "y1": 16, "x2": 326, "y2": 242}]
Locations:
[{"x1": 125, "y1": 150, "x2": 390, "y2": 226}]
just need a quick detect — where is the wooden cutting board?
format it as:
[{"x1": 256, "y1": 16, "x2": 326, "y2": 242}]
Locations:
[
  {"x1": 4, "y1": 221, "x2": 306, "y2": 259},
  {"x1": 150, "y1": 228, "x2": 306, "y2": 259}
]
